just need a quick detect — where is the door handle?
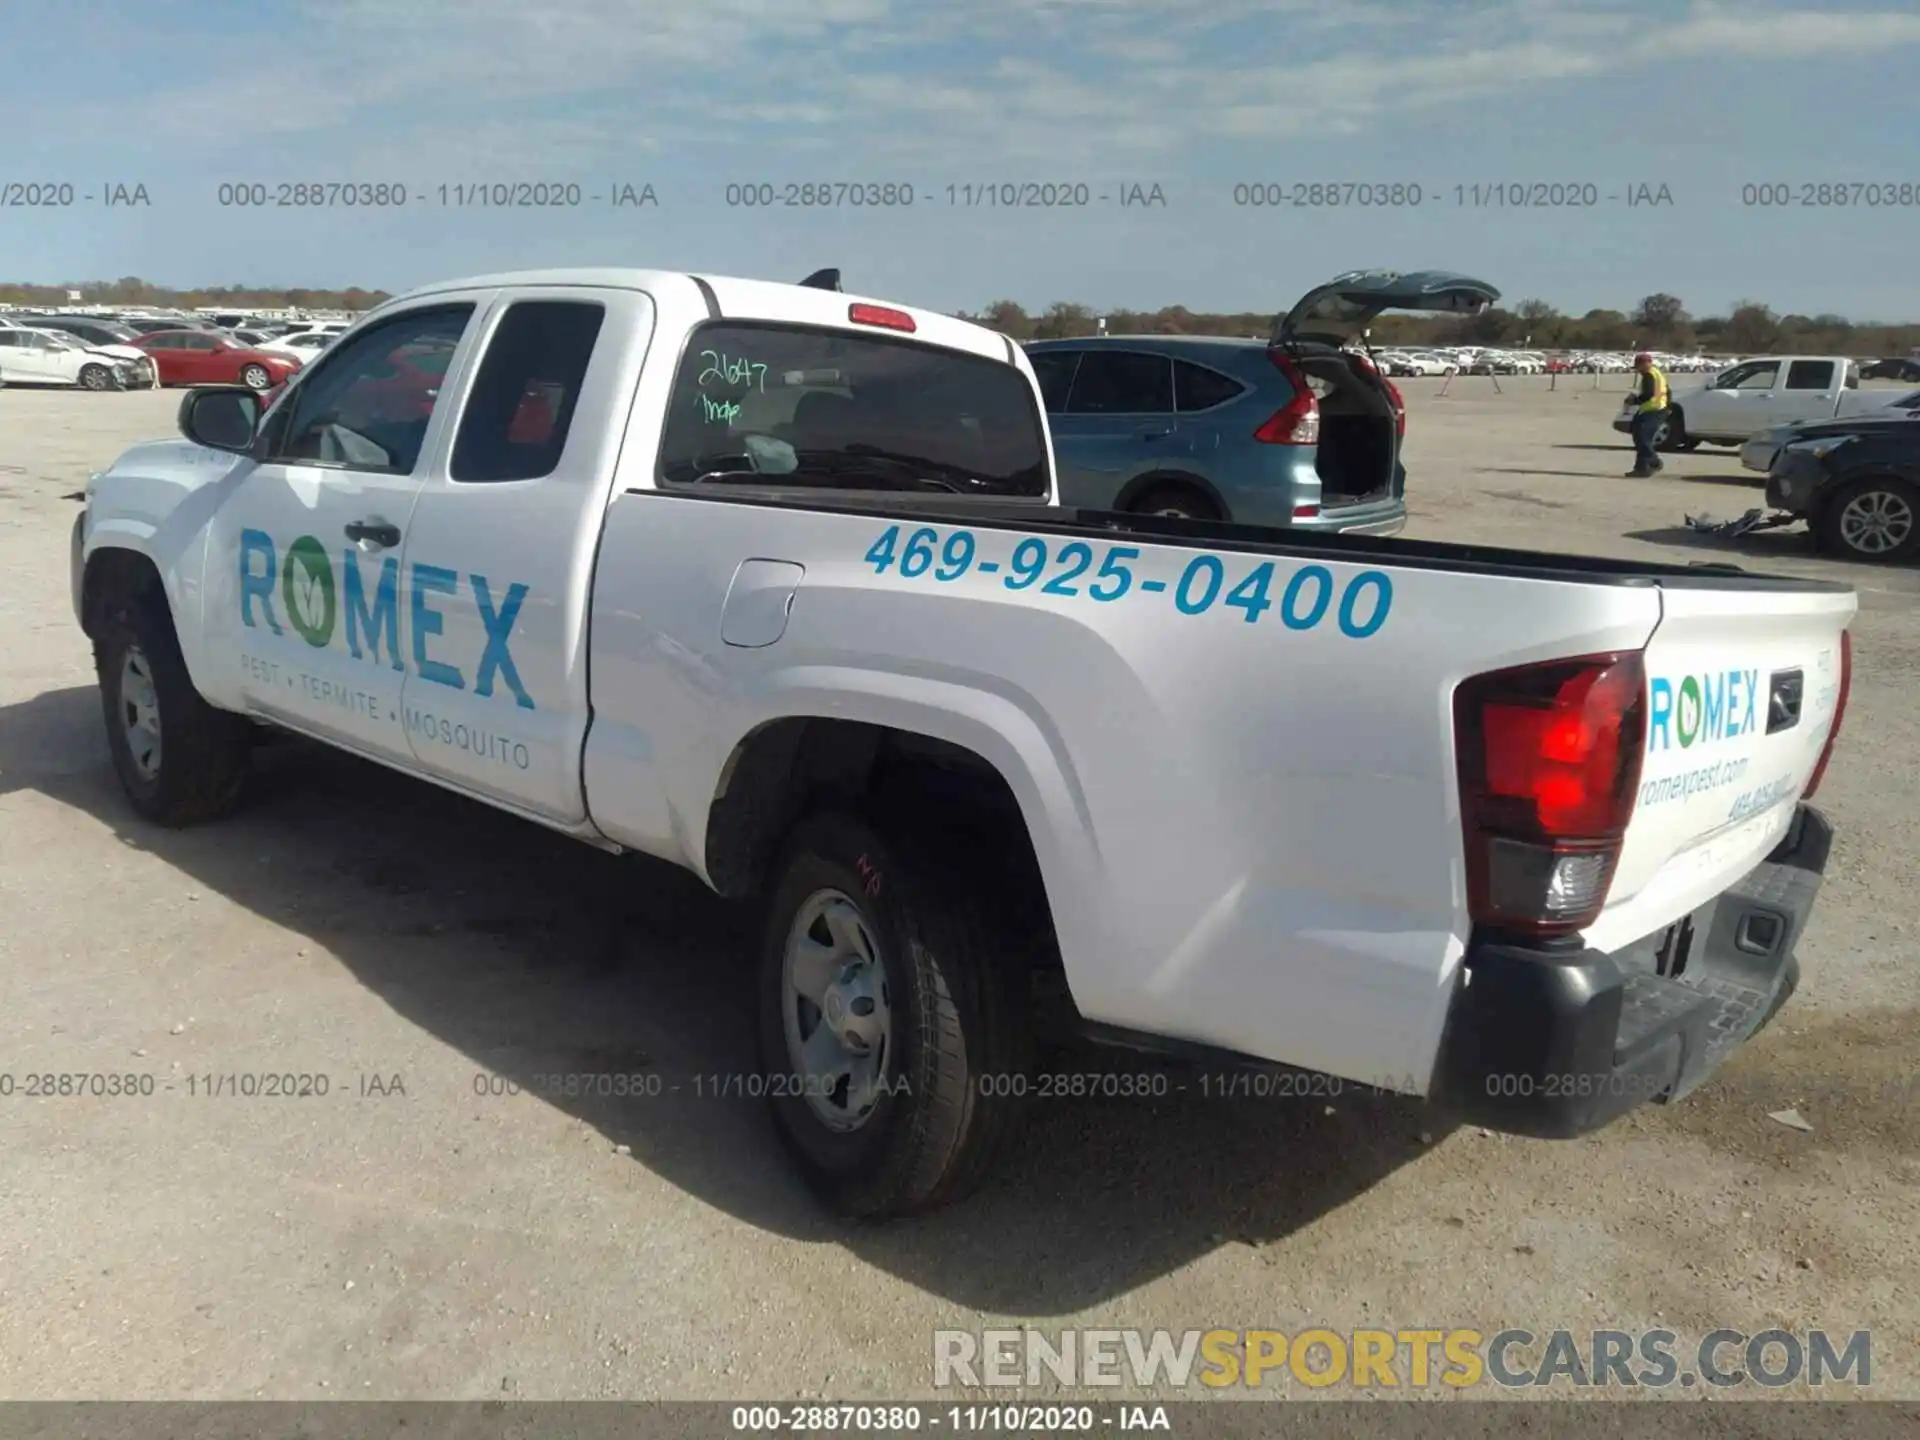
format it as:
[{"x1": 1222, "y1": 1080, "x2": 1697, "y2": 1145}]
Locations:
[
  {"x1": 345, "y1": 519, "x2": 401, "y2": 548},
  {"x1": 1136, "y1": 428, "x2": 1173, "y2": 440}
]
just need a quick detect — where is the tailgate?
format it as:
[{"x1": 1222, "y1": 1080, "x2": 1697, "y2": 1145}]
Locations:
[{"x1": 1585, "y1": 581, "x2": 1856, "y2": 952}]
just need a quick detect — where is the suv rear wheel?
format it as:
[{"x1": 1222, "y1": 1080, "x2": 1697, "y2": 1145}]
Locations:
[{"x1": 1131, "y1": 483, "x2": 1219, "y2": 521}]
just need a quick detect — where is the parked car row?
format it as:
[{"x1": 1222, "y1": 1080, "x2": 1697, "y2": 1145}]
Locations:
[
  {"x1": 1364, "y1": 346, "x2": 1731, "y2": 378},
  {"x1": 0, "y1": 308, "x2": 326, "y2": 390},
  {"x1": 0, "y1": 319, "x2": 154, "y2": 390},
  {"x1": 0, "y1": 321, "x2": 303, "y2": 391}
]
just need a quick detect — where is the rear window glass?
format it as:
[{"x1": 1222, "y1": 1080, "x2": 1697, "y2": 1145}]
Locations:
[
  {"x1": 656, "y1": 321, "x2": 1049, "y2": 498},
  {"x1": 1174, "y1": 360, "x2": 1244, "y2": 412},
  {"x1": 1065, "y1": 351, "x2": 1172, "y2": 414}
]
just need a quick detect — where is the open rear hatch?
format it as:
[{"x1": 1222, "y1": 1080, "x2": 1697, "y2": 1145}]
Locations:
[{"x1": 1271, "y1": 270, "x2": 1500, "y2": 509}]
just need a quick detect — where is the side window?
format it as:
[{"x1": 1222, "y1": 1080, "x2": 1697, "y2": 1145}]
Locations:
[
  {"x1": 1027, "y1": 350, "x2": 1080, "y2": 413},
  {"x1": 1731, "y1": 362, "x2": 1780, "y2": 390},
  {"x1": 0, "y1": 333, "x2": 20, "y2": 348},
  {"x1": 1065, "y1": 351, "x2": 1173, "y2": 414},
  {"x1": 1785, "y1": 360, "x2": 1834, "y2": 390},
  {"x1": 1174, "y1": 360, "x2": 1245, "y2": 412},
  {"x1": 449, "y1": 300, "x2": 606, "y2": 483},
  {"x1": 266, "y1": 305, "x2": 474, "y2": 475}
]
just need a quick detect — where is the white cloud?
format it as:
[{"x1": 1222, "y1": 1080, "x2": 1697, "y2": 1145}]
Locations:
[{"x1": 46, "y1": 0, "x2": 1920, "y2": 173}]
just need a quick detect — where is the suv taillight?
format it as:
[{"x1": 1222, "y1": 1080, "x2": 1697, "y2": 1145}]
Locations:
[
  {"x1": 1802, "y1": 629, "x2": 1852, "y2": 798},
  {"x1": 1383, "y1": 375, "x2": 1407, "y2": 438},
  {"x1": 1255, "y1": 352, "x2": 1320, "y2": 445},
  {"x1": 1454, "y1": 652, "x2": 1648, "y2": 939}
]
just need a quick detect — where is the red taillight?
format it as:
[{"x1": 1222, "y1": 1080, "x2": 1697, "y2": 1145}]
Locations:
[
  {"x1": 1802, "y1": 630, "x2": 1852, "y2": 799},
  {"x1": 1454, "y1": 652, "x2": 1648, "y2": 938},
  {"x1": 1291, "y1": 504, "x2": 1320, "y2": 519},
  {"x1": 1255, "y1": 352, "x2": 1320, "y2": 444},
  {"x1": 1383, "y1": 376, "x2": 1407, "y2": 438},
  {"x1": 848, "y1": 303, "x2": 916, "y2": 333}
]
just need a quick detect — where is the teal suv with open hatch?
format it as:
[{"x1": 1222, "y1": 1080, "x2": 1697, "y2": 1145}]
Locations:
[{"x1": 1024, "y1": 270, "x2": 1499, "y2": 533}]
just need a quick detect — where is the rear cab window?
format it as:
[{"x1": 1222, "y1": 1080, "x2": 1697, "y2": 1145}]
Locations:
[
  {"x1": 450, "y1": 300, "x2": 606, "y2": 482},
  {"x1": 1785, "y1": 360, "x2": 1835, "y2": 390},
  {"x1": 656, "y1": 320, "x2": 1050, "y2": 499}
]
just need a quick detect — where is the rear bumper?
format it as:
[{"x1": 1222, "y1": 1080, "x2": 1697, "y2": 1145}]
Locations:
[
  {"x1": 1297, "y1": 502, "x2": 1407, "y2": 538},
  {"x1": 1431, "y1": 803, "x2": 1831, "y2": 1138},
  {"x1": 1740, "y1": 438, "x2": 1778, "y2": 472}
]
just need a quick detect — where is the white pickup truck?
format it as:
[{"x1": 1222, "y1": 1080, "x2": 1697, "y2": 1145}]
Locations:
[
  {"x1": 1617, "y1": 354, "x2": 1906, "y2": 452},
  {"x1": 74, "y1": 266, "x2": 1858, "y2": 1217}
]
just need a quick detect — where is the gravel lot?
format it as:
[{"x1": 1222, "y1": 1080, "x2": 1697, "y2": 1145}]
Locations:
[{"x1": 1, "y1": 378, "x2": 1915, "y2": 1402}]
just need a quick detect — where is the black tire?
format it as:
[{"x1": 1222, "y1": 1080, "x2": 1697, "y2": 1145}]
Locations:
[
  {"x1": 1813, "y1": 474, "x2": 1920, "y2": 563},
  {"x1": 79, "y1": 364, "x2": 113, "y2": 391},
  {"x1": 1654, "y1": 410, "x2": 1692, "y2": 452},
  {"x1": 240, "y1": 364, "x2": 273, "y2": 390},
  {"x1": 95, "y1": 594, "x2": 252, "y2": 826},
  {"x1": 1131, "y1": 483, "x2": 1219, "y2": 521},
  {"x1": 756, "y1": 811, "x2": 1034, "y2": 1218}
]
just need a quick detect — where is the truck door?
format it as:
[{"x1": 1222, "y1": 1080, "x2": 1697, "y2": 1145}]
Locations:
[
  {"x1": 1774, "y1": 358, "x2": 1842, "y2": 426},
  {"x1": 1688, "y1": 358, "x2": 1780, "y2": 436},
  {"x1": 204, "y1": 301, "x2": 481, "y2": 762},
  {"x1": 395, "y1": 287, "x2": 652, "y2": 822}
]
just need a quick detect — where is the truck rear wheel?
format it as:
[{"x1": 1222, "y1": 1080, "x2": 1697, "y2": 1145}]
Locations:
[
  {"x1": 95, "y1": 598, "x2": 252, "y2": 826},
  {"x1": 755, "y1": 811, "x2": 1033, "y2": 1218}
]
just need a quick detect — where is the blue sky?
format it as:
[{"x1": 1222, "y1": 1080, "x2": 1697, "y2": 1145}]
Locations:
[{"x1": 10, "y1": 0, "x2": 1920, "y2": 320}]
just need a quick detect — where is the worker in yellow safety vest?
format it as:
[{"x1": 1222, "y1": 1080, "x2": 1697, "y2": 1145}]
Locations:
[{"x1": 1625, "y1": 351, "x2": 1671, "y2": 477}]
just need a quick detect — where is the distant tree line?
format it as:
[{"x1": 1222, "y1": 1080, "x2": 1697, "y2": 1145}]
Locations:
[
  {"x1": 0, "y1": 279, "x2": 393, "y2": 313},
  {"x1": 957, "y1": 293, "x2": 1920, "y2": 358},
  {"x1": 4, "y1": 280, "x2": 1914, "y2": 358}
]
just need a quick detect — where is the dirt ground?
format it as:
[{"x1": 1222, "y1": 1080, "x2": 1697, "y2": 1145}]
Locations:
[{"x1": 1, "y1": 376, "x2": 1915, "y2": 1402}]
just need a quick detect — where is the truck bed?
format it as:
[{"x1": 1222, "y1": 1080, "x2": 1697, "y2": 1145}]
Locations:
[
  {"x1": 658, "y1": 487, "x2": 1850, "y2": 593},
  {"x1": 580, "y1": 485, "x2": 1854, "y2": 1094}
]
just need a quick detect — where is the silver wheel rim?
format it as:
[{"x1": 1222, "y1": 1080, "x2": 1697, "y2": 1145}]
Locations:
[
  {"x1": 119, "y1": 646, "x2": 162, "y2": 781},
  {"x1": 781, "y1": 888, "x2": 892, "y2": 1133},
  {"x1": 243, "y1": 366, "x2": 269, "y2": 388},
  {"x1": 1839, "y1": 488, "x2": 1914, "y2": 555},
  {"x1": 83, "y1": 367, "x2": 108, "y2": 389}
]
